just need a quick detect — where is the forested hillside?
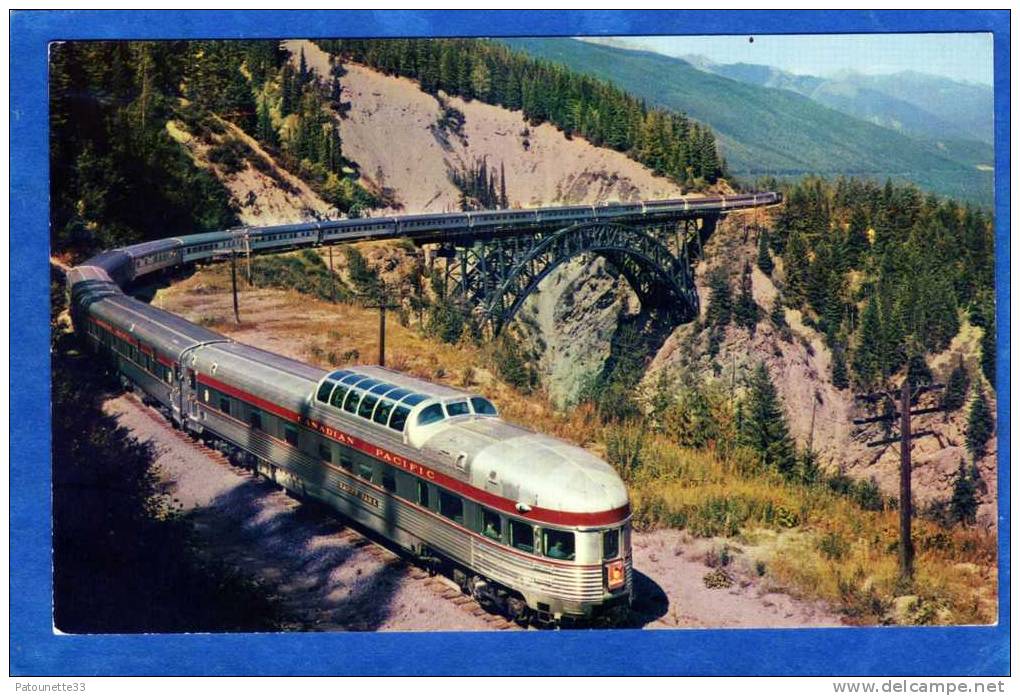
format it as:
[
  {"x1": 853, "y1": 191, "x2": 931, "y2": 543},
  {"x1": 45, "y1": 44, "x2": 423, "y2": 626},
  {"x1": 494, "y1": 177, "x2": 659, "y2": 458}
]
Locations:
[
  {"x1": 50, "y1": 40, "x2": 376, "y2": 258},
  {"x1": 768, "y1": 176, "x2": 995, "y2": 391},
  {"x1": 506, "y1": 38, "x2": 994, "y2": 206}
]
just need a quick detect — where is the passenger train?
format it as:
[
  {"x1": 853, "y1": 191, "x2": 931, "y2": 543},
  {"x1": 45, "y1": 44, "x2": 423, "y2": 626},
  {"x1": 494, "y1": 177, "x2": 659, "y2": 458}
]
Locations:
[{"x1": 67, "y1": 192, "x2": 778, "y2": 625}]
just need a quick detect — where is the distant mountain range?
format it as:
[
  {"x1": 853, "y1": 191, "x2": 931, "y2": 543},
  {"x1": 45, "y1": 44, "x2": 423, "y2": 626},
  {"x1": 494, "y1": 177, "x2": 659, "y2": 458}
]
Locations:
[
  {"x1": 504, "y1": 38, "x2": 993, "y2": 206},
  {"x1": 681, "y1": 54, "x2": 993, "y2": 147}
]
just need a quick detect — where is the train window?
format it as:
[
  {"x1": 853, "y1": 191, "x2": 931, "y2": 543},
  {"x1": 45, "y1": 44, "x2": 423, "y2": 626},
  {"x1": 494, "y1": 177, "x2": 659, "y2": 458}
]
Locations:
[
  {"x1": 386, "y1": 388, "x2": 411, "y2": 402},
  {"x1": 417, "y1": 404, "x2": 445, "y2": 427},
  {"x1": 470, "y1": 397, "x2": 498, "y2": 415},
  {"x1": 403, "y1": 393, "x2": 428, "y2": 407},
  {"x1": 357, "y1": 462, "x2": 374, "y2": 481},
  {"x1": 189, "y1": 371, "x2": 196, "y2": 390},
  {"x1": 543, "y1": 529, "x2": 576, "y2": 561},
  {"x1": 417, "y1": 480, "x2": 431, "y2": 508},
  {"x1": 329, "y1": 385, "x2": 349, "y2": 408},
  {"x1": 369, "y1": 382, "x2": 394, "y2": 395},
  {"x1": 389, "y1": 406, "x2": 410, "y2": 432},
  {"x1": 219, "y1": 396, "x2": 230, "y2": 414},
  {"x1": 316, "y1": 380, "x2": 336, "y2": 402},
  {"x1": 249, "y1": 411, "x2": 262, "y2": 431},
  {"x1": 284, "y1": 426, "x2": 298, "y2": 447},
  {"x1": 339, "y1": 373, "x2": 363, "y2": 385},
  {"x1": 343, "y1": 390, "x2": 362, "y2": 414},
  {"x1": 510, "y1": 521, "x2": 534, "y2": 554},
  {"x1": 480, "y1": 509, "x2": 502, "y2": 541},
  {"x1": 328, "y1": 369, "x2": 353, "y2": 381},
  {"x1": 373, "y1": 400, "x2": 394, "y2": 426},
  {"x1": 444, "y1": 400, "x2": 469, "y2": 417},
  {"x1": 603, "y1": 529, "x2": 620, "y2": 560},
  {"x1": 318, "y1": 442, "x2": 332, "y2": 462},
  {"x1": 358, "y1": 395, "x2": 378, "y2": 419},
  {"x1": 381, "y1": 468, "x2": 396, "y2": 492},
  {"x1": 438, "y1": 491, "x2": 464, "y2": 524},
  {"x1": 339, "y1": 454, "x2": 353, "y2": 471}
]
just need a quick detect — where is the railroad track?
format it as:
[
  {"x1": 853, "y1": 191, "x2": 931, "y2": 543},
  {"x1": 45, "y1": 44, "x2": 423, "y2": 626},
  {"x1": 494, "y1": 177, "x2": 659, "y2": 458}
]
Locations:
[{"x1": 126, "y1": 391, "x2": 521, "y2": 631}]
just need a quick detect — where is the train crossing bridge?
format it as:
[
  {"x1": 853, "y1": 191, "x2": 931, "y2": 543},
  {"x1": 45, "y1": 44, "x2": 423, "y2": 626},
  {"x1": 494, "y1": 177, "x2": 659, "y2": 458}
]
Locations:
[
  {"x1": 79, "y1": 192, "x2": 780, "y2": 337},
  {"x1": 407, "y1": 194, "x2": 778, "y2": 334}
]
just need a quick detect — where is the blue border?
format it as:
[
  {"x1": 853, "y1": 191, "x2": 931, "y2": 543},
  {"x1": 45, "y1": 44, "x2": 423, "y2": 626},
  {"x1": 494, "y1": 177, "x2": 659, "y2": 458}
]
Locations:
[{"x1": 11, "y1": 10, "x2": 1010, "y2": 676}]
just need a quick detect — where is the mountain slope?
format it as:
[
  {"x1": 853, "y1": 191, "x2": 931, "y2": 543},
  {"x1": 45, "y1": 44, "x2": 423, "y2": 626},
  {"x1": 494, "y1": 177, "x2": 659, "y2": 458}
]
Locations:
[
  {"x1": 506, "y1": 39, "x2": 993, "y2": 205},
  {"x1": 690, "y1": 56, "x2": 993, "y2": 147}
]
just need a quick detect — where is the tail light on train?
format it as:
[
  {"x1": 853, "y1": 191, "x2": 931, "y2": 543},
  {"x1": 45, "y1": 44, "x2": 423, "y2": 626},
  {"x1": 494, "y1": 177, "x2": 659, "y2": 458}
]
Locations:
[{"x1": 605, "y1": 559, "x2": 625, "y2": 591}]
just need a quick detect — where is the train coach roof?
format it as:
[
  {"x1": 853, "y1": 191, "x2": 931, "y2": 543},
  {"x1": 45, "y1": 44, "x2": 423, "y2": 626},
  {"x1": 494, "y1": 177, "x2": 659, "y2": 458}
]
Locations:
[
  {"x1": 178, "y1": 230, "x2": 236, "y2": 246},
  {"x1": 122, "y1": 238, "x2": 183, "y2": 257},
  {"x1": 95, "y1": 294, "x2": 227, "y2": 354}
]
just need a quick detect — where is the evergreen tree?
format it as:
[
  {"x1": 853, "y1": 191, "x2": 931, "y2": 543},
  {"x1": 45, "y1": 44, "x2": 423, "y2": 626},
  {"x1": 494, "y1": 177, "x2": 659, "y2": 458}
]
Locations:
[
  {"x1": 949, "y1": 460, "x2": 979, "y2": 525},
  {"x1": 783, "y1": 231, "x2": 810, "y2": 307},
  {"x1": 845, "y1": 205, "x2": 870, "y2": 267},
  {"x1": 980, "y1": 318, "x2": 996, "y2": 387},
  {"x1": 942, "y1": 357, "x2": 969, "y2": 412},
  {"x1": 706, "y1": 267, "x2": 732, "y2": 328},
  {"x1": 256, "y1": 97, "x2": 276, "y2": 146},
  {"x1": 734, "y1": 260, "x2": 760, "y2": 334},
  {"x1": 298, "y1": 48, "x2": 309, "y2": 86},
  {"x1": 852, "y1": 297, "x2": 883, "y2": 388},
  {"x1": 756, "y1": 230, "x2": 774, "y2": 275},
  {"x1": 739, "y1": 363, "x2": 797, "y2": 476},
  {"x1": 831, "y1": 345, "x2": 849, "y2": 390},
  {"x1": 965, "y1": 388, "x2": 994, "y2": 459},
  {"x1": 769, "y1": 297, "x2": 791, "y2": 341}
]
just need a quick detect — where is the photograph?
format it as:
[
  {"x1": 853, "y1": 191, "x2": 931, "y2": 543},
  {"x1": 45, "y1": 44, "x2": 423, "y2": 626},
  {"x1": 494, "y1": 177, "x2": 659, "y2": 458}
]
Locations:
[{"x1": 12, "y1": 8, "x2": 1009, "y2": 678}]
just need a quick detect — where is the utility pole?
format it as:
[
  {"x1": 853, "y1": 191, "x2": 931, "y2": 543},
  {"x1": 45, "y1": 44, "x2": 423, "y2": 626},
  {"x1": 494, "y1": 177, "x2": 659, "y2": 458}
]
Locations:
[
  {"x1": 327, "y1": 244, "x2": 336, "y2": 303},
  {"x1": 230, "y1": 249, "x2": 241, "y2": 324},
  {"x1": 853, "y1": 378, "x2": 944, "y2": 585},
  {"x1": 363, "y1": 281, "x2": 399, "y2": 367}
]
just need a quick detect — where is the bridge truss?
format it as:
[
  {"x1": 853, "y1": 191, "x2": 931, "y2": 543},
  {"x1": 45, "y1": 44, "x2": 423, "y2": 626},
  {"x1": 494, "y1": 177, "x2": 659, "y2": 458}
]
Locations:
[{"x1": 426, "y1": 214, "x2": 719, "y2": 335}]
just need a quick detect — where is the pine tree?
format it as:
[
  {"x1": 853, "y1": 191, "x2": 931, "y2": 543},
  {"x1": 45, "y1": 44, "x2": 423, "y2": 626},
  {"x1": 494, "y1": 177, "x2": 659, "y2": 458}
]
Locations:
[
  {"x1": 769, "y1": 297, "x2": 791, "y2": 341},
  {"x1": 783, "y1": 231, "x2": 810, "y2": 307},
  {"x1": 949, "y1": 460, "x2": 978, "y2": 525},
  {"x1": 845, "y1": 205, "x2": 870, "y2": 267},
  {"x1": 756, "y1": 230, "x2": 774, "y2": 276},
  {"x1": 942, "y1": 356, "x2": 969, "y2": 412},
  {"x1": 734, "y1": 260, "x2": 760, "y2": 334},
  {"x1": 980, "y1": 318, "x2": 996, "y2": 387},
  {"x1": 852, "y1": 297, "x2": 883, "y2": 388},
  {"x1": 256, "y1": 97, "x2": 276, "y2": 146},
  {"x1": 739, "y1": 363, "x2": 797, "y2": 476},
  {"x1": 706, "y1": 267, "x2": 732, "y2": 328},
  {"x1": 298, "y1": 48, "x2": 309, "y2": 86},
  {"x1": 965, "y1": 388, "x2": 994, "y2": 459},
  {"x1": 831, "y1": 345, "x2": 849, "y2": 390}
]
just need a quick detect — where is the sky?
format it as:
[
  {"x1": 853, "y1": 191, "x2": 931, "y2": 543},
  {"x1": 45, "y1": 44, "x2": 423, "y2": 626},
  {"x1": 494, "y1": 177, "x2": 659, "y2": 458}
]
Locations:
[{"x1": 586, "y1": 33, "x2": 993, "y2": 86}]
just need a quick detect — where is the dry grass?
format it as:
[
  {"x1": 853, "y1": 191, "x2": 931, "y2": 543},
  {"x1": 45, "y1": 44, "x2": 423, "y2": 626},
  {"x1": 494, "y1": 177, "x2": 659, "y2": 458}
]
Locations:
[{"x1": 155, "y1": 251, "x2": 998, "y2": 626}]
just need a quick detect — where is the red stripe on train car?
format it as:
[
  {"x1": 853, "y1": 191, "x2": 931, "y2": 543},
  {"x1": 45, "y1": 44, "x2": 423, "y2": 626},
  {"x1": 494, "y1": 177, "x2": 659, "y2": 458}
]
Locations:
[{"x1": 196, "y1": 373, "x2": 630, "y2": 527}]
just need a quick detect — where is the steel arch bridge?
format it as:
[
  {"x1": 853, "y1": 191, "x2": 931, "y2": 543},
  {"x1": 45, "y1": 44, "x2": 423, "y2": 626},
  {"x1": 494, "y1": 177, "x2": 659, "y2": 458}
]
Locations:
[{"x1": 435, "y1": 216, "x2": 718, "y2": 335}]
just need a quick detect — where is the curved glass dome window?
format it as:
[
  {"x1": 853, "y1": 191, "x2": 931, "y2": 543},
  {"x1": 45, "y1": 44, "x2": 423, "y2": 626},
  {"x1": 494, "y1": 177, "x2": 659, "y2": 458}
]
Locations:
[
  {"x1": 470, "y1": 396, "x2": 498, "y2": 416},
  {"x1": 316, "y1": 380, "x2": 336, "y2": 403},
  {"x1": 369, "y1": 382, "x2": 396, "y2": 395},
  {"x1": 417, "y1": 403, "x2": 445, "y2": 427},
  {"x1": 444, "y1": 400, "x2": 470, "y2": 417},
  {"x1": 339, "y1": 373, "x2": 364, "y2": 385},
  {"x1": 403, "y1": 393, "x2": 428, "y2": 407}
]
